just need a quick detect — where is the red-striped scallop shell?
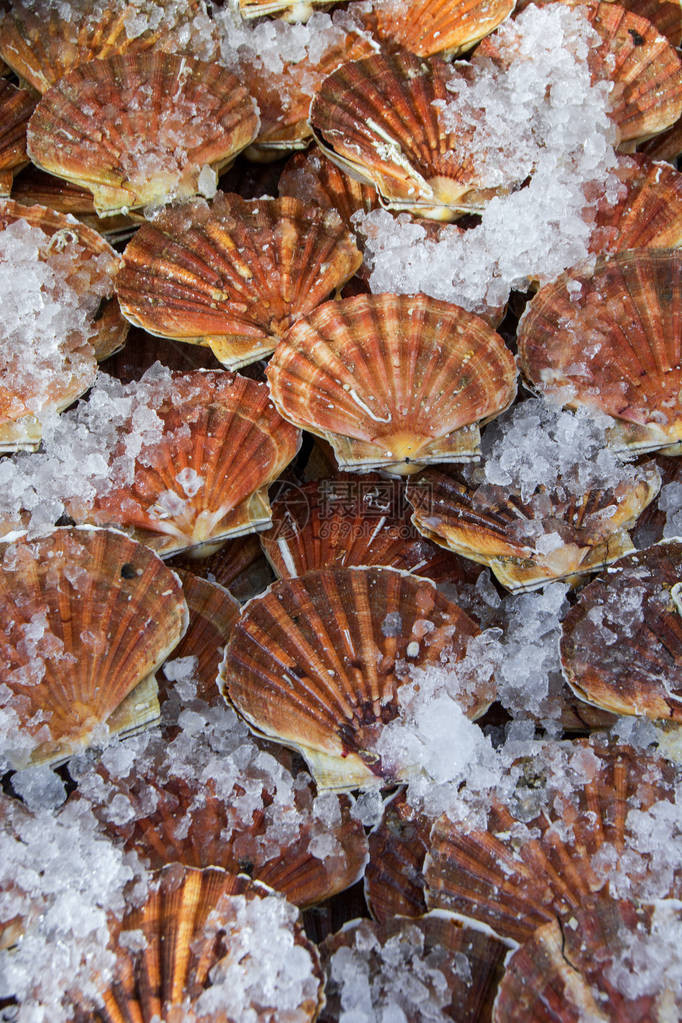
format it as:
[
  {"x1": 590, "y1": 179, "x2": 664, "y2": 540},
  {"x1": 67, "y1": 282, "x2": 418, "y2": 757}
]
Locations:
[
  {"x1": 309, "y1": 50, "x2": 515, "y2": 220},
  {"x1": 0, "y1": 79, "x2": 35, "y2": 197},
  {"x1": 518, "y1": 249, "x2": 682, "y2": 455},
  {"x1": 0, "y1": 0, "x2": 219, "y2": 94},
  {"x1": 70, "y1": 370, "x2": 301, "y2": 557},
  {"x1": 266, "y1": 293, "x2": 517, "y2": 475},
  {"x1": 492, "y1": 897, "x2": 682, "y2": 1022},
  {"x1": 220, "y1": 565, "x2": 489, "y2": 791},
  {"x1": 476, "y1": 1, "x2": 682, "y2": 145},
  {"x1": 27, "y1": 52, "x2": 260, "y2": 216},
  {"x1": 115, "y1": 193, "x2": 362, "y2": 371},
  {"x1": 320, "y1": 912, "x2": 511, "y2": 1023},
  {"x1": 259, "y1": 475, "x2": 484, "y2": 584},
  {"x1": 0, "y1": 526, "x2": 188, "y2": 768},
  {"x1": 72, "y1": 864, "x2": 325, "y2": 1022},
  {"x1": 355, "y1": 0, "x2": 515, "y2": 58},
  {"x1": 364, "y1": 791, "x2": 431, "y2": 922},
  {"x1": 424, "y1": 738, "x2": 682, "y2": 944},
  {"x1": 167, "y1": 532, "x2": 275, "y2": 604},
  {"x1": 590, "y1": 153, "x2": 682, "y2": 256},
  {"x1": 406, "y1": 463, "x2": 661, "y2": 592},
  {"x1": 278, "y1": 149, "x2": 380, "y2": 231},
  {"x1": 560, "y1": 539, "x2": 682, "y2": 721}
]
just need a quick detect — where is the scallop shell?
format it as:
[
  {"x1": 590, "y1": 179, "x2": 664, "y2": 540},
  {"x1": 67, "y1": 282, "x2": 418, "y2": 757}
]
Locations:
[
  {"x1": 267, "y1": 293, "x2": 517, "y2": 475},
  {"x1": 476, "y1": 1, "x2": 682, "y2": 145},
  {"x1": 115, "y1": 193, "x2": 362, "y2": 371},
  {"x1": 259, "y1": 475, "x2": 484, "y2": 583},
  {"x1": 220, "y1": 565, "x2": 490, "y2": 791},
  {"x1": 424, "y1": 738, "x2": 682, "y2": 944},
  {"x1": 364, "y1": 792, "x2": 431, "y2": 922},
  {"x1": 357, "y1": 0, "x2": 515, "y2": 58},
  {"x1": 157, "y1": 570, "x2": 240, "y2": 708},
  {"x1": 320, "y1": 912, "x2": 511, "y2": 1023},
  {"x1": 240, "y1": 26, "x2": 376, "y2": 159},
  {"x1": 72, "y1": 371, "x2": 301, "y2": 557},
  {"x1": 1, "y1": 199, "x2": 128, "y2": 362},
  {"x1": 406, "y1": 463, "x2": 661, "y2": 592},
  {"x1": 239, "y1": 0, "x2": 336, "y2": 20},
  {"x1": 27, "y1": 52, "x2": 260, "y2": 216},
  {"x1": 87, "y1": 745, "x2": 368, "y2": 908},
  {"x1": 0, "y1": 79, "x2": 35, "y2": 197},
  {"x1": 11, "y1": 167, "x2": 137, "y2": 244},
  {"x1": 72, "y1": 864, "x2": 325, "y2": 1022},
  {"x1": 309, "y1": 50, "x2": 515, "y2": 220},
  {"x1": 560, "y1": 540, "x2": 682, "y2": 721},
  {"x1": 0, "y1": 0, "x2": 219, "y2": 94},
  {"x1": 279, "y1": 149, "x2": 380, "y2": 231},
  {"x1": 589, "y1": 154, "x2": 682, "y2": 256},
  {"x1": 518, "y1": 249, "x2": 682, "y2": 455},
  {"x1": 492, "y1": 898, "x2": 682, "y2": 1022},
  {"x1": 639, "y1": 112, "x2": 682, "y2": 160},
  {"x1": 515, "y1": 0, "x2": 682, "y2": 45},
  {"x1": 0, "y1": 526, "x2": 188, "y2": 768},
  {"x1": 632, "y1": 452, "x2": 682, "y2": 546}
]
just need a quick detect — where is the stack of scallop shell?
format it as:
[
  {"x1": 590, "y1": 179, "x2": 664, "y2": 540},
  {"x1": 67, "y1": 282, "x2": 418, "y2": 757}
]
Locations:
[{"x1": 0, "y1": 0, "x2": 681, "y2": 1018}]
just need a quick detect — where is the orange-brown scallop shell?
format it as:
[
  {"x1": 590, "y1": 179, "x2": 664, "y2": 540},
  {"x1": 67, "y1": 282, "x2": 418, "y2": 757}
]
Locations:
[
  {"x1": 27, "y1": 52, "x2": 260, "y2": 215},
  {"x1": 560, "y1": 539, "x2": 682, "y2": 720},
  {"x1": 0, "y1": 526, "x2": 188, "y2": 768},
  {"x1": 0, "y1": 79, "x2": 35, "y2": 197},
  {"x1": 518, "y1": 249, "x2": 682, "y2": 454},
  {"x1": 220, "y1": 565, "x2": 489, "y2": 791},
  {"x1": 115, "y1": 193, "x2": 362, "y2": 370},
  {"x1": 267, "y1": 293, "x2": 517, "y2": 474}
]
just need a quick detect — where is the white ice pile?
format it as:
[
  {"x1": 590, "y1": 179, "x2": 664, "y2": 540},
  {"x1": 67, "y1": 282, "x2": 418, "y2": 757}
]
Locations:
[
  {"x1": 327, "y1": 919, "x2": 455, "y2": 1023},
  {"x1": 660, "y1": 480, "x2": 682, "y2": 538},
  {"x1": 478, "y1": 399, "x2": 639, "y2": 503},
  {"x1": 0, "y1": 221, "x2": 105, "y2": 419},
  {"x1": 75, "y1": 659, "x2": 350, "y2": 875},
  {"x1": 185, "y1": 892, "x2": 319, "y2": 1023},
  {"x1": 355, "y1": 3, "x2": 620, "y2": 315},
  {"x1": 604, "y1": 901, "x2": 682, "y2": 1005},
  {"x1": 0, "y1": 796, "x2": 147, "y2": 1023},
  {"x1": 0, "y1": 364, "x2": 174, "y2": 538}
]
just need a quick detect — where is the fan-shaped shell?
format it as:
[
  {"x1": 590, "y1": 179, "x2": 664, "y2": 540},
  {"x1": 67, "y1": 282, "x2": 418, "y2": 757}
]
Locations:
[
  {"x1": 309, "y1": 50, "x2": 515, "y2": 220},
  {"x1": 476, "y1": 1, "x2": 682, "y2": 145},
  {"x1": 357, "y1": 0, "x2": 515, "y2": 57},
  {"x1": 115, "y1": 193, "x2": 362, "y2": 370},
  {"x1": 0, "y1": 0, "x2": 219, "y2": 94},
  {"x1": 267, "y1": 293, "x2": 517, "y2": 474},
  {"x1": 0, "y1": 79, "x2": 35, "y2": 197},
  {"x1": 86, "y1": 746, "x2": 368, "y2": 908},
  {"x1": 259, "y1": 475, "x2": 485, "y2": 584},
  {"x1": 560, "y1": 540, "x2": 682, "y2": 721},
  {"x1": 320, "y1": 912, "x2": 511, "y2": 1023},
  {"x1": 0, "y1": 526, "x2": 188, "y2": 768},
  {"x1": 71, "y1": 371, "x2": 301, "y2": 557},
  {"x1": 518, "y1": 249, "x2": 682, "y2": 454},
  {"x1": 279, "y1": 149, "x2": 380, "y2": 231},
  {"x1": 492, "y1": 898, "x2": 682, "y2": 1022},
  {"x1": 424, "y1": 738, "x2": 682, "y2": 944},
  {"x1": 220, "y1": 565, "x2": 488, "y2": 791},
  {"x1": 27, "y1": 52, "x2": 260, "y2": 216},
  {"x1": 590, "y1": 153, "x2": 682, "y2": 256},
  {"x1": 406, "y1": 463, "x2": 661, "y2": 592},
  {"x1": 1, "y1": 199, "x2": 127, "y2": 362},
  {"x1": 73, "y1": 864, "x2": 325, "y2": 1022},
  {"x1": 364, "y1": 792, "x2": 431, "y2": 922}
]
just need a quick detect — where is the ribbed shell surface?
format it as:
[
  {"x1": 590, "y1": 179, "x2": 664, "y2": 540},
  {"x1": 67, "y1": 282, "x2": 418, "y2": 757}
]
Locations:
[
  {"x1": 115, "y1": 193, "x2": 362, "y2": 370},
  {"x1": 267, "y1": 293, "x2": 517, "y2": 473},
  {"x1": 27, "y1": 52, "x2": 260, "y2": 215}
]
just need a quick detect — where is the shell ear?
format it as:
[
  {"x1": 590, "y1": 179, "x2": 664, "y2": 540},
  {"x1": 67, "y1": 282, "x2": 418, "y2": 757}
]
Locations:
[{"x1": 27, "y1": 53, "x2": 259, "y2": 215}]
